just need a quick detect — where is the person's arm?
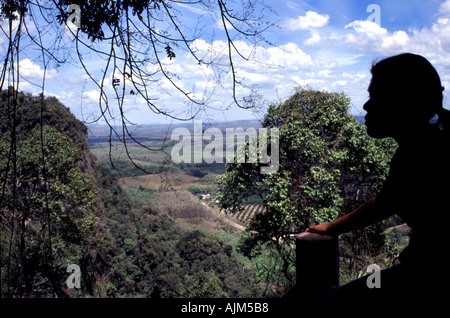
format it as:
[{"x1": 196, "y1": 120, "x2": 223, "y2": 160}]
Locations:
[{"x1": 306, "y1": 197, "x2": 392, "y2": 236}]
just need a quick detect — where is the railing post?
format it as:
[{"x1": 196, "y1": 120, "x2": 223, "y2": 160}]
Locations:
[{"x1": 283, "y1": 232, "x2": 339, "y2": 298}]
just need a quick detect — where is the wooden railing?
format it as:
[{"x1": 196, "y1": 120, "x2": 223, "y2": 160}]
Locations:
[{"x1": 283, "y1": 232, "x2": 339, "y2": 298}]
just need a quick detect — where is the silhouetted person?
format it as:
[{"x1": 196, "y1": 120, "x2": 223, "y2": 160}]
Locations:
[{"x1": 307, "y1": 53, "x2": 450, "y2": 297}]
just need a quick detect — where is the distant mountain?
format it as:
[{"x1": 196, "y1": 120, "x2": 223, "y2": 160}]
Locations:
[
  {"x1": 86, "y1": 119, "x2": 263, "y2": 144},
  {"x1": 87, "y1": 117, "x2": 366, "y2": 144}
]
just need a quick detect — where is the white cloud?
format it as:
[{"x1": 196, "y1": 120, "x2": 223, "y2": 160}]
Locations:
[
  {"x1": 0, "y1": 58, "x2": 59, "y2": 94},
  {"x1": 189, "y1": 39, "x2": 314, "y2": 75},
  {"x1": 214, "y1": 18, "x2": 234, "y2": 32},
  {"x1": 331, "y1": 72, "x2": 367, "y2": 90},
  {"x1": 235, "y1": 70, "x2": 269, "y2": 83},
  {"x1": 304, "y1": 32, "x2": 322, "y2": 47},
  {"x1": 19, "y1": 58, "x2": 58, "y2": 81},
  {"x1": 82, "y1": 89, "x2": 100, "y2": 103},
  {"x1": 332, "y1": 80, "x2": 347, "y2": 88},
  {"x1": 343, "y1": 20, "x2": 416, "y2": 57},
  {"x1": 440, "y1": 0, "x2": 450, "y2": 15},
  {"x1": 382, "y1": 30, "x2": 409, "y2": 50},
  {"x1": 345, "y1": 20, "x2": 386, "y2": 37},
  {"x1": 342, "y1": 72, "x2": 367, "y2": 81},
  {"x1": 284, "y1": 11, "x2": 330, "y2": 31},
  {"x1": 184, "y1": 63, "x2": 214, "y2": 78},
  {"x1": 343, "y1": 9, "x2": 450, "y2": 78},
  {"x1": 146, "y1": 58, "x2": 184, "y2": 75},
  {"x1": 317, "y1": 69, "x2": 333, "y2": 78},
  {"x1": 264, "y1": 43, "x2": 314, "y2": 71}
]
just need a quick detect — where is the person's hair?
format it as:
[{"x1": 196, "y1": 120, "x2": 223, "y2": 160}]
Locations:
[{"x1": 371, "y1": 53, "x2": 450, "y2": 132}]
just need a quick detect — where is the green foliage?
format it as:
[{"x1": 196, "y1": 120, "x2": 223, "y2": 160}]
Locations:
[
  {"x1": 186, "y1": 184, "x2": 215, "y2": 196},
  {"x1": 91, "y1": 188, "x2": 262, "y2": 298},
  {"x1": 182, "y1": 271, "x2": 228, "y2": 298},
  {"x1": 216, "y1": 88, "x2": 397, "y2": 291},
  {"x1": 0, "y1": 124, "x2": 97, "y2": 297},
  {"x1": 1, "y1": 89, "x2": 263, "y2": 298}
]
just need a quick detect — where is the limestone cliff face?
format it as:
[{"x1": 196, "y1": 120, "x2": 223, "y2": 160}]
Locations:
[{"x1": 0, "y1": 90, "x2": 94, "y2": 173}]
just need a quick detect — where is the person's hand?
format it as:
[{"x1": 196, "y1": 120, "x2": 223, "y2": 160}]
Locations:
[{"x1": 306, "y1": 222, "x2": 333, "y2": 235}]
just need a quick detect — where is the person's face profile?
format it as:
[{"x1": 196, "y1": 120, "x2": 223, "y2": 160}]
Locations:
[{"x1": 363, "y1": 76, "x2": 400, "y2": 139}]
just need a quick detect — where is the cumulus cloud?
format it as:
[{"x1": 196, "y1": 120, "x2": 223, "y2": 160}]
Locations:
[
  {"x1": 188, "y1": 39, "x2": 314, "y2": 78},
  {"x1": 304, "y1": 32, "x2": 322, "y2": 47},
  {"x1": 339, "y1": 5, "x2": 450, "y2": 113},
  {"x1": 344, "y1": 20, "x2": 410, "y2": 54},
  {"x1": 342, "y1": 6, "x2": 450, "y2": 90},
  {"x1": 284, "y1": 11, "x2": 330, "y2": 31},
  {"x1": 0, "y1": 58, "x2": 59, "y2": 94},
  {"x1": 342, "y1": 1, "x2": 450, "y2": 63},
  {"x1": 440, "y1": 0, "x2": 450, "y2": 15},
  {"x1": 264, "y1": 42, "x2": 314, "y2": 71},
  {"x1": 19, "y1": 58, "x2": 58, "y2": 80}
]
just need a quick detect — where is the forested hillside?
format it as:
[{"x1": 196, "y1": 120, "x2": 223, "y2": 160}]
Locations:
[{"x1": 0, "y1": 89, "x2": 262, "y2": 298}]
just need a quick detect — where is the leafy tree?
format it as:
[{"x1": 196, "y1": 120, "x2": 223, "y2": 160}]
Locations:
[
  {"x1": 216, "y1": 88, "x2": 397, "y2": 292},
  {"x1": 182, "y1": 270, "x2": 228, "y2": 298},
  {"x1": 0, "y1": 125, "x2": 97, "y2": 297}
]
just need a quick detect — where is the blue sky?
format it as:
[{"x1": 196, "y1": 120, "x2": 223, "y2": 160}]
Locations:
[{"x1": 5, "y1": 0, "x2": 450, "y2": 125}]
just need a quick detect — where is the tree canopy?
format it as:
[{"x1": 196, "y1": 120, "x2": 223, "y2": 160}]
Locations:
[
  {"x1": 0, "y1": 124, "x2": 97, "y2": 297},
  {"x1": 216, "y1": 88, "x2": 397, "y2": 290}
]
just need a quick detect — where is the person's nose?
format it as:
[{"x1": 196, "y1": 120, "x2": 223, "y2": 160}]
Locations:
[{"x1": 363, "y1": 98, "x2": 373, "y2": 112}]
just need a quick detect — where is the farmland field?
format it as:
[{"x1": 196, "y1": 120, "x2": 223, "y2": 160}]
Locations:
[
  {"x1": 87, "y1": 119, "x2": 264, "y2": 227},
  {"x1": 234, "y1": 203, "x2": 266, "y2": 224}
]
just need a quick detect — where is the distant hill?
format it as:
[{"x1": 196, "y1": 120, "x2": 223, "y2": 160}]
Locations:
[
  {"x1": 86, "y1": 119, "x2": 263, "y2": 144},
  {"x1": 86, "y1": 117, "x2": 366, "y2": 145}
]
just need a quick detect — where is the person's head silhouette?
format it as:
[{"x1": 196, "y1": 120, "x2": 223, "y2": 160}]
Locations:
[{"x1": 363, "y1": 53, "x2": 450, "y2": 142}]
